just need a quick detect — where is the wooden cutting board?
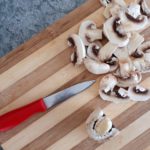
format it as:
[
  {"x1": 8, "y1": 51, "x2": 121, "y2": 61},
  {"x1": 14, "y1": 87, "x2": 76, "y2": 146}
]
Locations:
[{"x1": 0, "y1": 0, "x2": 150, "y2": 149}]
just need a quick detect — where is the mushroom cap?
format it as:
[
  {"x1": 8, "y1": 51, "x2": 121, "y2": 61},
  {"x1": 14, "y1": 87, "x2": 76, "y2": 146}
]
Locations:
[
  {"x1": 87, "y1": 42, "x2": 102, "y2": 61},
  {"x1": 100, "y1": 74, "x2": 118, "y2": 92},
  {"x1": 79, "y1": 20, "x2": 102, "y2": 46},
  {"x1": 68, "y1": 34, "x2": 86, "y2": 65},
  {"x1": 84, "y1": 57, "x2": 110, "y2": 74},
  {"x1": 140, "y1": 0, "x2": 150, "y2": 17},
  {"x1": 86, "y1": 108, "x2": 119, "y2": 141},
  {"x1": 119, "y1": 3, "x2": 148, "y2": 32},
  {"x1": 128, "y1": 85, "x2": 150, "y2": 101},
  {"x1": 103, "y1": 16, "x2": 130, "y2": 47}
]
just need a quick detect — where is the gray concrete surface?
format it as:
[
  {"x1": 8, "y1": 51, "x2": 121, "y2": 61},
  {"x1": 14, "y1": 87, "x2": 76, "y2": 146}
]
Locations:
[{"x1": 0, "y1": 0, "x2": 86, "y2": 57}]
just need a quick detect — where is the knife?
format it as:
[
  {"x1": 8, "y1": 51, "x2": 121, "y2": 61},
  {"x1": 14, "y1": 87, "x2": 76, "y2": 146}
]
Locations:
[{"x1": 0, "y1": 80, "x2": 95, "y2": 132}]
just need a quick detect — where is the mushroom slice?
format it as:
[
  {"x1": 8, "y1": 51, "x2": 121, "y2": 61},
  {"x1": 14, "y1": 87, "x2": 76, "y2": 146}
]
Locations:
[
  {"x1": 128, "y1": 85, "x2": 150, "y2": 101},
  {"x1": 87, "y1": 42, "x2": 102, "y2": 61},
  {"x1": 137, "y1": 41, "x2": 150, "y2": 63},
  {"x1": 86, "y1": 108, "x2": 119, "y2": 141},
  {"x1": 99, "y1": 0, "x2": 112, "y2": 6},
  {"x1": 103, "y1": 4, "x2": 112, "y2": 19},
  {"x1": 120, "y1": 3, "x2": 148, "y2": 32},
  {"x1": 140, "y1": 0, "x2": 150, "y2": 17},
  {"x1": 98, "y1": 42, "x2": 118, "y2": 61},
  {"x1": 103, "y1": 54, "x2": 119, "y2": 72},
  {"x1": 127, "y1": 32, "x2": 144, "y2": 56},
  {"x1": 133, "y1": 58, "x2": 150, "y2": 73},
  {"x1": 84, "y1": 57, "x2": 110, "y2": 74},
  {"x1": 99, "y1": 74, "x2": 130, "y2": 103},
  {"x1": 115, "y1": 58, "x2": 133, "y2": 79},
  {"x1": 103, "y1": 16, "x2": 131, "y2": 47},
  {"x1": 68, "y1": 34, "x2": 86, "y2": 65},
  {"x1": 79, "y1": 20, "x2": 103, "y2": 46},
  {"x1": 113, "y1": 0, "x2": 127, "y2": 7},
  {"x1": 117, "y1": 71, "x2": 142, "y2": 87}
]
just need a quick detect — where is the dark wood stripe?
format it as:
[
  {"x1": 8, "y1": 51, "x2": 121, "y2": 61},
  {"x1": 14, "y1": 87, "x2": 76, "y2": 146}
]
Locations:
[
  {"x1": 0, "y1": 48, "x2": 72, "y2": 108},
  {"x1": 121, "y1": 128, "x2": 150, "y2": 150},
  {"x1": 22, "y1": 97, "x2": 109, "y2": 150},
  {"x1": 71, "y1": 101, "x2": 150, "y2": 150},
  {"x1": 0, "y1": 0, "x2": 100, "y2": 74},
  {"x1": 0, "y1": 69, "x2": 99, "y2": 143}
]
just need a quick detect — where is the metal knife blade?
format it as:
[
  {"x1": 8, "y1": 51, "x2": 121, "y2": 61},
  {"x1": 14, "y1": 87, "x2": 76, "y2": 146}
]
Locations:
[{"x1": 43, "y1": 80, "x2": 95, "y2": 109}]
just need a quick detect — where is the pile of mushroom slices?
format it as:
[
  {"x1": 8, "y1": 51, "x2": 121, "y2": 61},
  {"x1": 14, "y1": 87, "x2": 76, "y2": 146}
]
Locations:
[{"x1": 67, "y1": 0, "x2": 150, "y2": 142}]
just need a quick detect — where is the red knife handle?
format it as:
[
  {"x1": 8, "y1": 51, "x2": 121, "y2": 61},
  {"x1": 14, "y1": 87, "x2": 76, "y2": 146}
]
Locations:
[{"x1": 0, "y1": 98, "x2": 47, "y2": 132}]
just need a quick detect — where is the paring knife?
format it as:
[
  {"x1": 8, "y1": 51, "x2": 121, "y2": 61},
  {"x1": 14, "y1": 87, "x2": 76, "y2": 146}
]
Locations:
[{"x1": 0, "y1": 80, "x2": 95, "y2": 132}]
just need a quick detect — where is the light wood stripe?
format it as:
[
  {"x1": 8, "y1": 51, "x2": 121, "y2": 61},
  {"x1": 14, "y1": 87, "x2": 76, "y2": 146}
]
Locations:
[
  {"x1": 0, "y1": 48, "x2": 71, "y2": 109},
  {"x1": 0, "y1": 64, "x2": 85, "y2": 115},
  {"x1": 0, "y1": 7, "x2": 104, "y2": 95},
  {"x1": 72, "y1": 100, "x2": 150, "y2": 150},
  {"x1": 1, "y1": 81, "x2": 99, "y2": 150},
  {"x1": 22, "y1": 97, "x2": 108, "y2": 150},
  {"x1": 47, "y1": 102, "x2": 135, "y2": 150},
  {"x1": 144, "y1": 145, "x2": 150, "y2": 150},
  {"x1": 95, "y1": 111, "x2": 150, "y2": 150},
  {"x1": 121, "y1": 129, "x2": 150, "y2": 150}
]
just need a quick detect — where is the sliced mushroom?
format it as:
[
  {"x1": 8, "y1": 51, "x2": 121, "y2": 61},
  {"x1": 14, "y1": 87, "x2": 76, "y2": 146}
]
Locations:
[
  {"x1": 84, "y1": 57, "x2": 110, "y2": 74},
  {"x1": 113, "y1": 0, "x2": 127, "y2": 7},
  {"x1": 100, "y1": 0, "x2": 112, "y2": 6},
  {"x1": 116, "y1": 71, "x2": 142, "y2": 87},
  {"x1": 128, "y1": 85, "x2": 150, "y2": 101},
  {"x1": 103, "y1": 16, "x2": 131, "y2": 47},
  {"x1": 103, "y1": 4, "x2": 112, "y2": 19},
  {"x1": 68, "y1": 34, "x2": 86, "y2": 65},
  {"x1": 115, "y1": 58, "x2": 133, "y2": 79},
  {"x1": 137, "y1": 41, "x2": 150, "y2": 63},
  {"x1": 133, "y1": 58, "x2": 150, "y2": 73},
  {"x1": 99, "y1": 74, "x2": 130, "y2": 103},
  {"x1": 127, "y1": 32, "x2": 144, "y2": 56},
  {"x1": 79, "y1": 20, "x2": 103, "y2": 46},
  {"x1": 103, "y1": 3, "x2": 122, "y2": 19},
  {"x1": 103, "y1": 54, "x2": 119, "y2": 72},
  {"x1": 87, "y1": 42, "x2": 102, "y2": 61},
  {"x1": 100, "y1": 0, "x2": 126, "y2": 7},
  {"x1": 86, "y1": 108, "x2": 119, "y2": 141},
  {"x1": 139, "y1": 0, "x2": 150, "y2": 17},
  {"x1": 119, "y1": 3, "x2": 148, "y2": 32},
  {"x1": 98, "y1": 42, "x2": 118, "y2": 61}
]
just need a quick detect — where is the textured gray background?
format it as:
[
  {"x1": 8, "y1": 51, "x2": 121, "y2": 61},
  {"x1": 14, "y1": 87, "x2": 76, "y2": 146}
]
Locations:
[{"x1": 0, "y1": 0, "x2": 86, "y2": 57}]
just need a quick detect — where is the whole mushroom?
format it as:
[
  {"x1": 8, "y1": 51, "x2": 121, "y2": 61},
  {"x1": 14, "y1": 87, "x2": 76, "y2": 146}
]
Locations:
[{"x1": 86, "y1": 108, "x2": 119, "y2": 141}]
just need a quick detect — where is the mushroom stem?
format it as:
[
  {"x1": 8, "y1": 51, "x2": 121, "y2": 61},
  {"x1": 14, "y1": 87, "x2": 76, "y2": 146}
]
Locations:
[{"x1": 87, "y1": 29, "x2": 103, "y2": 42}]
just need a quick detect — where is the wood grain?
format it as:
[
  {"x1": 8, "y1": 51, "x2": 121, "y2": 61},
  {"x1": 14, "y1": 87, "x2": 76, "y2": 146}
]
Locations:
[{"x1": 0, "y1": 0, "x2": 150, "y2": 149}]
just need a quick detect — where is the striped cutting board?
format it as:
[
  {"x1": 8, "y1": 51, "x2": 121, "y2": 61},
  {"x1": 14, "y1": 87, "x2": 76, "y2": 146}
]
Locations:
[{"x1": 0, "y1": 0, "x2": 150, "y2": 150}]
